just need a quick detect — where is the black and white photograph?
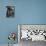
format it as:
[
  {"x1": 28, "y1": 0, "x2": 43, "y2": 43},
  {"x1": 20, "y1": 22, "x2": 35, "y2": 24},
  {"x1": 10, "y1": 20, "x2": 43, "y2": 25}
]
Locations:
[
  {"x1": 6, "y1": 6, "x2": 15, "y2": 17},
  {"x1": 18, "y1": 25, "x2": 46, "y2": 46}
]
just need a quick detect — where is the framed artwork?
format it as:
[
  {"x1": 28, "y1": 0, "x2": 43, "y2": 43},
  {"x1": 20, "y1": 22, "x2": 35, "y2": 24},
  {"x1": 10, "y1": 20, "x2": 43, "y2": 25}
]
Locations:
[
  {"x1": 6, "y1": 6, "x2": 15, "y2": 17},
  {"x1": 18, "y1": 24, "x2": 46, "y2": 41}
]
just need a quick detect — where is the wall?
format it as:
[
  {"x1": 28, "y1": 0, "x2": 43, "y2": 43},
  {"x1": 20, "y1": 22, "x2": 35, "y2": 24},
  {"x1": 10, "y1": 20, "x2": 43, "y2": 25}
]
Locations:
[
  {"x1": 0, "y1": 0, "x2": 46, "y2": 44},
  {"x1": 16, "y1": 0, "x2": 46, "y2": 24}
]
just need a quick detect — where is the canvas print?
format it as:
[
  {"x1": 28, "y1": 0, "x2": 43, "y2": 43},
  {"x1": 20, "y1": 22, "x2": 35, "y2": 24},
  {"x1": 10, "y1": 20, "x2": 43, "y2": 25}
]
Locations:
[{"x1": 6, "y1": 6, "x2": 15, "y2": 17}]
